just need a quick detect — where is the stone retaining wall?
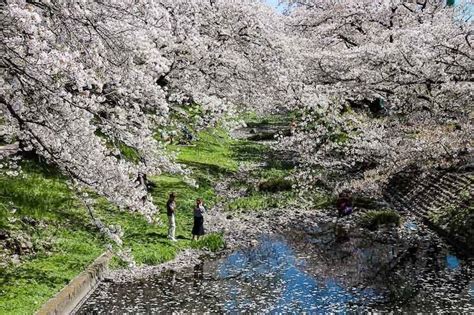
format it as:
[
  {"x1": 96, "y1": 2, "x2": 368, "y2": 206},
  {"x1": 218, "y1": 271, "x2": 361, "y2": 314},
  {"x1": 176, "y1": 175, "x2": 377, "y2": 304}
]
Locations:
[
  {"x1": 36, "y1": 251, "x2": 112, "y2": 315},
  {"x1": 385, "y1": 167, "x2": 473, "y2": 254}
]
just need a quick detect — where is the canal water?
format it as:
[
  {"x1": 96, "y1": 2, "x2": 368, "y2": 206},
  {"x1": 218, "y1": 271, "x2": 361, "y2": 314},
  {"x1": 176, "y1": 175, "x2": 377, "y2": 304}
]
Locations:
[{"x1": 77, "y1": 229, "x2": 473, "y2": 314}]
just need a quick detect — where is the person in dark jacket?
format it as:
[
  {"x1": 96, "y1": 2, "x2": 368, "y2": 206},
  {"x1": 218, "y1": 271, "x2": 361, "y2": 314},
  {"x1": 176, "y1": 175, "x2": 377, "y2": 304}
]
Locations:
[
  {"x1": 336, "y1": 190, "x2": 353, "y2": 217},
  {"x1": 192, "y1": 198, "x2": 206, "y2": 241}
]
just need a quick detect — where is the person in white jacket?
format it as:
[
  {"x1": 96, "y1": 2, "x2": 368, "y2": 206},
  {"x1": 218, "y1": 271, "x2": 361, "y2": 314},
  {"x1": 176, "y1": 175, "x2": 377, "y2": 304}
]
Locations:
[{"x1": 166, "y1": 192, "x2": 177, "y2": 242}]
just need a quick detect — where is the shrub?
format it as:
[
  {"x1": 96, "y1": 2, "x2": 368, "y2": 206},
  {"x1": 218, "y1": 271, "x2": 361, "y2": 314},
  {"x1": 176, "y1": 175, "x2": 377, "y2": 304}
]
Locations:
[
  {"x1": 258, "y1": 178, "x2": 293, "y2": 193},
  {"x1": 191, "y1": 233, "x2": 225, "y2": 252},
  {"x1": 248, "y1": 132, "x2": 276, "y2": 141},
  {"x1": 133, "y1": 243, "x2": 176, "y2": 266},
  {"x1": 360, "y1": 210, "x2": 401, "y2": 230},
  {"x1": 352, "y1": 196, "x2": 382, "y2": 209},
  {"x1": 311, "y1": 193, "x2": 335, "y2": 209}
]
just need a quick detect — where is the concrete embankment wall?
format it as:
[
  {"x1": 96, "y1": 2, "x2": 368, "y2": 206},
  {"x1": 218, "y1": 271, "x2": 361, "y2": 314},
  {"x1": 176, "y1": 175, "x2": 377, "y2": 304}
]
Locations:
[
  {"x1": 36, "y1": 251, "x2": 112, "y2": 315},
  {"x1": 385, "y1": 167, "x2": 473, "y2": 255}
]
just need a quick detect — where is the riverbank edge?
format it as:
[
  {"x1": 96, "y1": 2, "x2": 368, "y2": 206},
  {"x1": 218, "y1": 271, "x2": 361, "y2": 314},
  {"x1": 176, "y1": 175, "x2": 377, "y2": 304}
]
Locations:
[
  {"x1": 35, "y1": 250, "x2": 112, "y2": 315},
  {"x1": 104, "y1": 205, "x2": 321, "y2": 283}
]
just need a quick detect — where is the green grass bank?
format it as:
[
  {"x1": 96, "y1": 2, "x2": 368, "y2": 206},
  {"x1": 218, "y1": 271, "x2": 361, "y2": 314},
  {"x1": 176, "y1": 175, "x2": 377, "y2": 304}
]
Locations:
[
  {"x1": 0, "y1": 127, "x2": 237, "y2": 315},
  {"x1": 0, "y1": 113, "x2": 301, "y2": 314}
]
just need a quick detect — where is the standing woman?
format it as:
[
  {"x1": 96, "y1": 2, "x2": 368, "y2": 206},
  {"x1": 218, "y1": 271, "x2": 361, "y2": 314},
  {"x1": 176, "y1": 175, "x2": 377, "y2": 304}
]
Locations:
[
  {"x1": 192, "y1": 198, "x2": 206, "y2": 241},
  {"x1": 167, "y1": 192, "x2": 177, "y2": 242}
]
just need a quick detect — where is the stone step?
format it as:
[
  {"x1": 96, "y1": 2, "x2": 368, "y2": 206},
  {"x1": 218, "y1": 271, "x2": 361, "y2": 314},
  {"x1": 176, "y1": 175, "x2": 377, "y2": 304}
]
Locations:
[
  {"x1": 447, "y1": 174, "x2": 474, "y2": 184},
  {"x1": 388, "y1": 193, "x2": 409, "y2": 205},
  {"x1": 433, "y1": 180, "x2": 468, "y2": 190},
  {"x1": 429, "y1": 188, "x2": 458, "y2": 200},
  {"x1": 408, "y1": 195, "x2": 459, "y2": 210},
  {"x1": 415, "y1": 182, "x2": 468, "y2": 198},
  {"x1": 438, "y1": 180, "x2": 465, "y2": 191},
  {"x1": 388, "y1": 176, "x2": 470, "y2": 203}
]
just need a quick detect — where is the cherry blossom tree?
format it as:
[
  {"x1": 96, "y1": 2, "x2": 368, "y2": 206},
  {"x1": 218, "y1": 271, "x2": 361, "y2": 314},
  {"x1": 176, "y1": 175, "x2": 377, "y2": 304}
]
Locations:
[
  {"x1": 0, "y1": 0, "x2": 284, "y2": 222},
  {"x1": 280, "y1": 0, "x2": 473, "y2": 196},
  {"x1": 1, "y1": 0, "x2": 471, "y2": 217}
]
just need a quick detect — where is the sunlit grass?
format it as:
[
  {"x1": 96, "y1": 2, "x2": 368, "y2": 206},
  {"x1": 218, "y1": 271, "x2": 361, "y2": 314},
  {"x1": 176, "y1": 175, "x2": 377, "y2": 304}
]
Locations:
[
  {"x1": 171, "y1": 128, "x2": 239, "y2": 173},
  {"x1": 0, "y1": 115, "x2": 295, "y2": 313},
  {"x1": 191, "y1": 233, "x2": 225, "y2": 252},
  {"x1": 0, "y1": 126, "x2": 242, "y2": 314}
]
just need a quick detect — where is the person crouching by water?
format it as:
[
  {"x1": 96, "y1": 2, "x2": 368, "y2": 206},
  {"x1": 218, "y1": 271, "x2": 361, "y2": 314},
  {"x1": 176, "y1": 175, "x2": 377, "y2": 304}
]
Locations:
[
  {"x1": 192, "y1": 198, "x2": 206, "y2": 241},
  {"x1": 336, "y1": 190, "x2": 353, "y2": 217},
  {"x1": 167, "y1": 192, "x2": 177, "y2": 242}
]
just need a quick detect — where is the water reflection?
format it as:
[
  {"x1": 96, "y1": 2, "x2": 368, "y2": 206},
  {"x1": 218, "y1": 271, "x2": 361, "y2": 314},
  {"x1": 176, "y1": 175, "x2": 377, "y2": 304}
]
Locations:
[
  {"x1": 77, "y1": 234, "x2": 473, "y2": 314},
  {"x1": 446, "y1": 254, "x2": 461, "y2": 270},
  {"x1": 218, "y1": 237, "x2": 379, "y2": 313},
  {"x1": 404, "y1": 220, "x2": 418, "y2": 231}
]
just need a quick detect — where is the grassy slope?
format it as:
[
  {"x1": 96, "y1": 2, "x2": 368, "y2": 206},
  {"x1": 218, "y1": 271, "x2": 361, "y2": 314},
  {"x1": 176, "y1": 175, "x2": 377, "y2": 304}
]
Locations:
[
  {"x1": 0, "y1": 127, "x2": 236, "y2": 314},
  {"x1": 222, "y1": 116, "x2": 301, "y2": 213},
  {"x1": 0, "y1": 115, "x2": 302, "y2": 314},
  {"x1": 0, "y1": 162, "x2": 105, "y2": 314}
]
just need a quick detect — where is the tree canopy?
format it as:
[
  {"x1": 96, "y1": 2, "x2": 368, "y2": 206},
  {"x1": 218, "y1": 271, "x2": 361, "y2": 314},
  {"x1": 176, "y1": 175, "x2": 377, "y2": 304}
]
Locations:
[{"x1": 1, "y1": 0, "x2": 472, "y2": 215}]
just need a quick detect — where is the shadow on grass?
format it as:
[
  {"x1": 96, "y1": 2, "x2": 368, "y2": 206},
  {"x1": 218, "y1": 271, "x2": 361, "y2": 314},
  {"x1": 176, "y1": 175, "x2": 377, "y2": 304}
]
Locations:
[
  {"x1": 231, "y1": 141, "x2": 269, "y2": 162},
  {"x1": 0, "y1": 162, "x2": 95, "y2": 233},
  {"x1": 181, "y1": 160, "x2": 234, "y2": 178},
  {"x1": 265, "y1": 156, "x2": 296, "y2": 170},
  {"x1": 0, "y1": 267, "x2": 70, "y2": 287},
  {"x1": 20, "y1": 159, "x2": 67, "y2": 181},
  {"x1": 125, "y1": 231, "x2": 170, "y2": 244},
  {"x1": 231, "y1": 140, "x2": 295, "y2": 172},
  {"x1": 176, "y1": 235, "x2": 191, "y2": 240}
]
